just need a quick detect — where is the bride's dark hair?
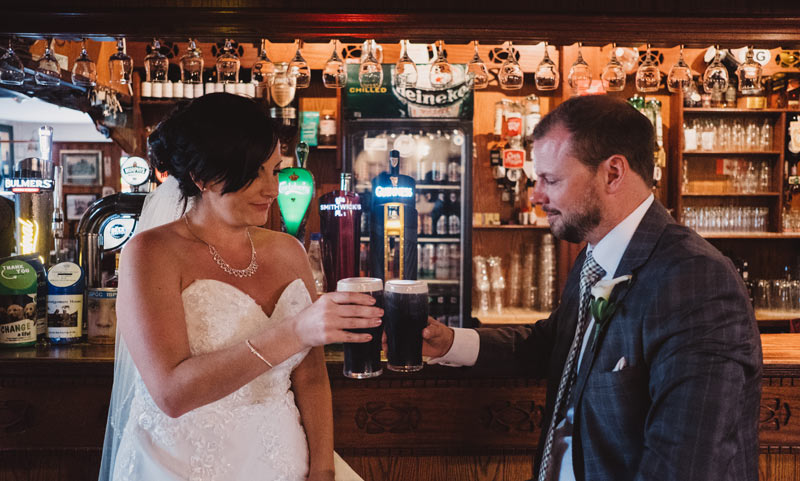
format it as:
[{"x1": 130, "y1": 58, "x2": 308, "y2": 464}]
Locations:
[{"x1": 147, "y1": 93, "x2": 279, "y2": 199}]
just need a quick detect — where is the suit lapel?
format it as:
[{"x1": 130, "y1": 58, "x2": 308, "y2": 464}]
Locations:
[{"x1": 571, "y1": 201, "x2": 674, "y2": 409}]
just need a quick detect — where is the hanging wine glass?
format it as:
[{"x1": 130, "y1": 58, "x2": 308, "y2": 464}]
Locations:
[
  {"x1": 359, "y1": 39, "x2": 383, "y2": 89},
  {"x1": 108, "y1": 37, "x2": 133, "y2": 88},
  {"x1": 429, "y1": 40, "x2": 453, "y2": 90},
  {"x1": 667, "y1": 44, "x2": 693, "y2": 94},
  {"x1": 703, "y1": 45, "x2": 728, "y2": 94},
  {"x1": 737, "y1": 46, "x2": 762, "y2": 94},
  {"x1": 499, "y1": 41, "x2": 523, "y2": 90},
  {"x1": 270, "y1": 62, "x2": 296, "y2": 107},
  {"x1": 180, "y1": 38, "x2": 204, "y2": 85},
  {"x1": 322, "y1": 39, "x2": 347, "y2": 88},
  {"x1": 361, "y1": 40, "x2": 383, "y2": 64},
  {"x1": 289, "y1": 39, "x2": 311, "y2": 89},
  {"x1": 216, "y1": 38, "x2": 241, "y2": 84},
  {"x1": 35, "y1": 38, "x2": 61, "y2": 86},
  {"x1": 534, "y1": 41, "x2": 559, "y2": 91},
  {"x1": 635, "y1": 44, "x2": 660, "y2": 93},
  {"x1": 144, "y1": 38, "x2": 168, "y2": 83},
  {"x1": 467, "y1": 40, "x2": 489, "y2": 90},
  {"x1": 1, "y1": 39, "x2": 26, "y2": 86},
  {"x1": 394, "y1": 39, "x2": 417, "y2": 88},
  {"x1": 71, "y1": 39, "x2": 97, "y2": 87},
  {"x1": 567, "y1": 42, "x2": 592, "y2": 93},
  {"x1": 601, "y1": 43, "x2": 625, "y2": 92}
]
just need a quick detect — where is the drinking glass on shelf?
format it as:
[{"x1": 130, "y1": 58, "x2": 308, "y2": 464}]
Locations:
[
  {"x1": 737, "y1": 46, "x2": 762, "y2": 95},
  {"x1": 144, "y1": 38, "x2": 168, "y2": 83},
  {"x1": 108, "y1": 37, "x2": 133, "y2": 88},
  {"x1": 601, "y1": 43, "x2": 626, "y2": 92},
  {"x1": 467, "y1": 40, "x2": 489, "y2": 90},
  {"x1": 71, "y1": 39, "x2": 96, "y2": 87},
  {"x1": 667, "y1": 45, "x2": 693, "y2": 94},
  {"x1": 216, "y1": 38, "x2": 241, "y2": 84},
  {"x1": 181, "y1": 38, "x2": 205, "y2": 85},
  {"x1": 251, "y1": 39, "x2": 274, "y2": 86},
  {"x1": 35, "y1": 38, "x2": 61, "y2": 86},
  {"x1": 0, "y1": 39, "x2": 25, "y2": 86},
  {"x1": 534, "y1": 42, "x2": 560, "y2": 91},
  {"x1": 499, "y1": 41, "x2": 523, "y2": 90},
  {"x1": 745, "y1": 121, "x2": 759, "y2": 151},
  {"x1": 759, "y1": 161, "x2": 771, "y2": 192},
  {"x1": 487, "y1": 256, "x2": 506, "y2": 314},
  {"x1": 703, "y1": 45, "x2": 729, "y2": 94},
  {"x1": 429, "y1": 40, "x2": 453, "y2": 90},
  {"x1": 359, "y1": 39, "x2": 383, "y2": 89},
  {"x1": 289, "y1": 39, "x2": 310, "y2": 89},
  {"x1": 567, "y1": 42, "x2": 592, "y2": 93},
  {"x1": 473, "y1": 256, "x2": 490, "y2": 313},
  {"x1": 270, "y1": 62, "x2": 296, "y2": 108},
  {"x1": 322, "y1": 39, "x2": 347, "y2": 89},
  {"x1": 760, "y1": 118, "x2": 773, "y2": 151},
  {"x1": 393, "y1": 39, "x2": 417, "y2": 88},
  {"x1": 635, "y1": 44, "x2": 660, "y2": 93}
]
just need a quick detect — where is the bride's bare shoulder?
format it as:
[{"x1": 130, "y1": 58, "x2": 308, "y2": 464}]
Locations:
[
  {"x1": 251, "y1": 227, "x2": 305, "y2": 254},
  {"x1": 122, "y1": 220, "x2": 190, "y2": 264}
]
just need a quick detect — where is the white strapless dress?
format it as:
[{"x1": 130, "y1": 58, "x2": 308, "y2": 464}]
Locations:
[{"x1": 111, "y1": 278, "x2": 348, "y2": 481}]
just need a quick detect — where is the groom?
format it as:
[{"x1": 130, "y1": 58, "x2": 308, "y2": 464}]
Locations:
[{"x1": 423, "y1": 95, "x2": 762, "y2": 481}]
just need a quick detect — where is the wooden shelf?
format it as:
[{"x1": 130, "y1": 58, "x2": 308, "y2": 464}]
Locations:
[
  {"x1": 473, "y1": 224, "x2": 550, "y2": 230},
  {"x1": 682, "y1": 192, "x2": 781, "y2": 197},
  {"x1": 313, "y1": 145, "x2": 337, "y2": 150},
  {"x1": 700, "y1": 232, "x2": 800, "y2": 239},
  {"x1": 683, "y1": 108, "x2": 787, "y2": 114},
  {"x1": 474, "y1": 308, "x2": 551, "y2": 325},
  {"x1": 359, "y1": 237, "x2": 460, "y2": 243},
  {"x1": 424, "y1": 279, "x2": 460, "y2": 285},
  {"x1": 683, "y1": 150, "x2": 782, "y2": 155},
  {"x1": 416, "y1": 184, "x2": 461, "y2": 190},
  {"x1": 756, "y1": 310, "x2": 800, "y2": 322}
]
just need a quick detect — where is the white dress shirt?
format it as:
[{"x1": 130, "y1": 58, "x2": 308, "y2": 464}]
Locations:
[{"x1": 430, "y1": 194, "x2": 654, "y2": 480}]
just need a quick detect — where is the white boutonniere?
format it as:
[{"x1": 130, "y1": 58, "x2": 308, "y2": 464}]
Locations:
[{"x1": 589, "y1": 275, "x2": 632, "y2": 351}]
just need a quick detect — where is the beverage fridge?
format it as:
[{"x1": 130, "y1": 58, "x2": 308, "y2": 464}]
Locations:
[{"x1": 342, "y1": 64, "x2": 474, "y2": 328}]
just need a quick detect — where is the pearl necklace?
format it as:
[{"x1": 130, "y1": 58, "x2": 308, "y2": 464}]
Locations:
[{"x1": 183, "y1": 215, "x2": 259, "y2": 278}]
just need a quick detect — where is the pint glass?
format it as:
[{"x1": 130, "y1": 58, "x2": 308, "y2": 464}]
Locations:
[
  {"x1": 384, "y1": 280, "x2": 428, "y2": 372},
  {"x1": 337, "y1": 277, "x2": 384, "y2": 379}
]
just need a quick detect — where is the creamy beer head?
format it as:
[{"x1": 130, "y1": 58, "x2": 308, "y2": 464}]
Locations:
[
  {"x1": 384, "y1": 279, "x2": 428, "y2": 294},
  {"x1": 337, "y1": 277, "x2": 383, "y2": 293}
]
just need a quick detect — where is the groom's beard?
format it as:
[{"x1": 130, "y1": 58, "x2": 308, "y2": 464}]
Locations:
[{"x1": 549, "y1": 186, "x2": 602, "y2": 244}]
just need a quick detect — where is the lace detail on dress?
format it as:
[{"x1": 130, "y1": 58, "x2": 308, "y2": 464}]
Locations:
[{"x1": 112, "y1": 278, "x2": 312, "y2": 481}]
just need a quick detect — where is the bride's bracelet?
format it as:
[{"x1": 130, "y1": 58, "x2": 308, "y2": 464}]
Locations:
[{"x1": 245, "y1": 339, "x2": 274, "y2": 369}]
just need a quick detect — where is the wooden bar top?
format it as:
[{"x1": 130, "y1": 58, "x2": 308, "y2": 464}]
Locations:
[{"x1": 1, "y1": 333, "x2": 798, "y2": 368}]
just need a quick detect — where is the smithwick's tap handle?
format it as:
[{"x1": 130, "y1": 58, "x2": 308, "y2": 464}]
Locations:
[{"x1": 296, "y1": 142, "x2": 309, "y2": 169}]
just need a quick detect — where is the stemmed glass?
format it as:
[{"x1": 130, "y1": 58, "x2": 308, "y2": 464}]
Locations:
[
  {"x1": 289, "y1": 39, "x2": 310, "y2": 89},
  {"x1": 144, "y1": 38, "x2": 168, "y2": 83},
  {"x1": 737, "y1": 46, "x2": 762, "y2": 94},
  {"x1": 567, "y1": 42, "x2": 592, "y2": 93},
  {"x1": 180, "y1": 38, "x2": 205, "y2": 85},
  {"x1": 0, "y1": 39, "x2": 26, "y2": 86},
  {"x1": 359, "y1": 39, "x2": 383, "y2": 88},
  {"x1": 499, "y1": 41, "x2": 523, "y2": 90},
  {"x1": 394, "y1": 39, "x2": 417, "y2": 88},
  {"x1": 71, "y1": 39, "x2": 97, "y2": 87},
  {"x1": 429, "y1": 40, "x2": 453, "y2": 90},
  {"x1": 216, "y1": 38, "x2": 241, "y2": 84},
  {"x1": 270, "y1": 62, "x2": 296, "y2": 107},
  {"x1": 635, "y1": 44, "x2": 660, "y2": 93},
  {"x1": 467, "y1": 41, "x2": 489, "y2": 89},
  {"x1": 322, "y1": 39, "x2": 347, "y2": 88},
  {"x1": 35, "y1": 38, "x2": 61, "y2": 86},
  {"x1": 108, "y1": 37, "x2": 133, "y2": 88},
  {"x1": 601, "y1": 43, "x2": 626, "y2": 92},
  {"x1": 535, "y1": 42, "x2": 559, "y2": 91},
  {"x1": 703, "y1": 45, "x2": 728, "y2": 94},
  {"x1": 667, "y1": 45, "x2": 693, "y2": 94}
]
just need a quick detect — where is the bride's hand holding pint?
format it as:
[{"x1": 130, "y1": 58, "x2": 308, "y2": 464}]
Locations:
[{"x1": 290, "y1": 292, "x2": 382, "y2": 348}]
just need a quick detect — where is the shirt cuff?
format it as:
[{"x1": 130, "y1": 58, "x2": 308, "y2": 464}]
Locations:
[{"x1": 427, "y1": 327, "x2": 480, "y2": 367}]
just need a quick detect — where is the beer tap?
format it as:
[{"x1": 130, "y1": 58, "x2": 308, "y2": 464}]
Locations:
[{"x1": 277, "y1": 142, "x2": 315, "y2": 241}]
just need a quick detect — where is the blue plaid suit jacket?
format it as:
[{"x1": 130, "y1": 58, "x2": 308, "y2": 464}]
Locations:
[{"x1": 476, "y1": 201, "x2": 762, "y2": 481}]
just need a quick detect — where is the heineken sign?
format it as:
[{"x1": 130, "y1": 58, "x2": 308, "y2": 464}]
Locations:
[{"x1": 343, "y1": 64, "x2": 473, "y2": 120}]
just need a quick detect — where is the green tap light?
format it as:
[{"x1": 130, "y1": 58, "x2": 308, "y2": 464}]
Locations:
[{"x1": 277, "y1": 142, "x2": 314, "y2": 239}]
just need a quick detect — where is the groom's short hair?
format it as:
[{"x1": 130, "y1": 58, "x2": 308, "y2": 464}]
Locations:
[{"x1": 533, "y1": 95, "x2": 655, "y2": 185}]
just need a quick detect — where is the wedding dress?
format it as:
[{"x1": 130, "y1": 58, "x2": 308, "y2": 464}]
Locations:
[{"x1": 99, "y1": 176, "x2": 362, "y2": 481}]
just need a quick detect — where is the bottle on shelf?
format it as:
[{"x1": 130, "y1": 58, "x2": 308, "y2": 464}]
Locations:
[
  {"x1": 447, "y1": 192, "x2": 461, "y2": 236},
  {"x1": 433, "y1": 192, "x2": 447, "y2": 236}
]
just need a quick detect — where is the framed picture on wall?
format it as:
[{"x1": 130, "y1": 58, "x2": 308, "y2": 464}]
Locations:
[
  {"x1": 0, "y1": 124, "x2": 13, "y2": 172},
  {"x1": 65, "y1": 194, "x2": 98, "y2": 221},
  {"x1": 61, "y1": 150, "x2": 103, "y2": 185}
]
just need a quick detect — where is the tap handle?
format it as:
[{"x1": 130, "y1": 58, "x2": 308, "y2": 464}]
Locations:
[{"x1": 296, "y1": 142, "x2": 309, "y2": 169}]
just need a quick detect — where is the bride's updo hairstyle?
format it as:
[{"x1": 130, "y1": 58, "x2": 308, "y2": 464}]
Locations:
[{"x1": 148, "y1": 93, "x2": 279, "y2": 199}]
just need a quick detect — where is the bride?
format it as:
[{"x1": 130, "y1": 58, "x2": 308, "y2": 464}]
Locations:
[{"x1": 98, "y1": 93, "x2": 378, "y2": 481}]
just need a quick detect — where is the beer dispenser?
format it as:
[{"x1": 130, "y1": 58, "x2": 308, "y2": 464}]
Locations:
[
  {"x1": 3, "y1": 126, "x2": 55, "y2": 263},
  {"x1": 370, "y1": 150, "x2": 417, "y2": 281},
  {"x1": 318, "y1": 172, "x2": 362, "y2": 291},
  {"x1": 277, "y1": 142, "x2": 314, "y2": 241}
]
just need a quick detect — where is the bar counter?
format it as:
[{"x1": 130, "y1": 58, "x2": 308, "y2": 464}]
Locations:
[{"x1": 0, "y1": 335, "x2": 798, "y2": 480}]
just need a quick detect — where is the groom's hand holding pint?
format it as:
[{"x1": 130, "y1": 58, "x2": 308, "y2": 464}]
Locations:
[{"x1": 382, "y1": 317, "x2": 454, "y2": 358}]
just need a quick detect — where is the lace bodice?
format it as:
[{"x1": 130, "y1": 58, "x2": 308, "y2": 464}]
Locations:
[{"x1": 113, "y1": 278, "x2": 313, "y2": 481}]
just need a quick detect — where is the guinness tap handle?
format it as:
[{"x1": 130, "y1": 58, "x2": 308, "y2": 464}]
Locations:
[
  {"x1": 296, "y1": 141, "x2": 309, "y2": 169},
  {"x1": 389, "y1": 149, "x2": 400, "y2": 176}
]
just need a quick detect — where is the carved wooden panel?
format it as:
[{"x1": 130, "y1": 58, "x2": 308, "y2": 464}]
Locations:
[{"x1": 759, "y1": 379, "x2": 800, "y2": 448}]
